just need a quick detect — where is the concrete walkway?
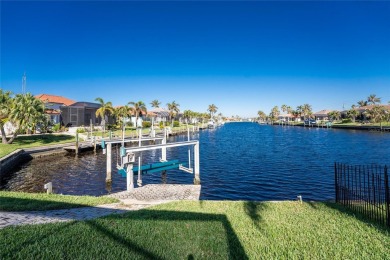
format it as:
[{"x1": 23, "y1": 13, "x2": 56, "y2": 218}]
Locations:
[
  {"x1": 0, "y1": 184, "x2": 201, "y2": 229},
  {"x1": 0, "y1": 201, "x2": 168, "y2": 229}
]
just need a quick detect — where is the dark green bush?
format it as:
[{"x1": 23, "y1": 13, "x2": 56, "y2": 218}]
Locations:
[
  {"x1": 173, "y1": 121, "x2": 180, "y2": 127},
  {"x1": 342, "y1": 119, "x2": 352, "y2": 123},
  {"x1": 142, "y1": 121, "x2": 152, "y2": 128}
]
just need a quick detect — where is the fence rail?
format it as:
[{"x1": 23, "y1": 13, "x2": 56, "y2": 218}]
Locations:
[{"x1": 335, "y1": 163, "x2": 389, "y2": 227}]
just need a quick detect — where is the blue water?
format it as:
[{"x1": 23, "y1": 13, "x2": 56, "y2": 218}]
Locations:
[{"x1": 2, "y1": 122, "x2": 390, "y2": 201}]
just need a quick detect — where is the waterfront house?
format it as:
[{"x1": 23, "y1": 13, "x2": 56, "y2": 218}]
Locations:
[
  {"x1": 35, "y1": 94, "x2": 75, "y2": 124},
  {"x1": 149, "y1": 108, "x2": 170, "y2": 123},
  {"x1": 313, "y1": 109, "x2": 334, "y2": 121},
  {"x1": 278, "y1": 113, "x2": 294, "y2": 122},
  {"x1": 60, "y1": 101, "x2": 107, "y2": 127}
]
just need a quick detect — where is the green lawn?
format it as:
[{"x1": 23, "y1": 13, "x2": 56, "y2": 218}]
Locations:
[
  {"x1": 0, "y1": 134, "x2": 75, "y2": 158},
  {"x1": 1, "y1": 201, "x2": 389, "y2": 259},
  {"x1": 0, "y1": 191, "x2": 118, "y2": 211}
]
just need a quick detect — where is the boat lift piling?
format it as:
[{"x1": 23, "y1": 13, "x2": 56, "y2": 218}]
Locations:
[
  {"x1": 122, "y1": 140, "x2": 200, "y2": 191},
  {"x1": 103, "y1": 137, "x2": 164, "y2": 182}
]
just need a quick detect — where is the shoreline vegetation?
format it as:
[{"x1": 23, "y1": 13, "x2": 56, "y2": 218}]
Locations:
[{"x1": 1, "y1": 201, "x2": 389, "y2": 258}]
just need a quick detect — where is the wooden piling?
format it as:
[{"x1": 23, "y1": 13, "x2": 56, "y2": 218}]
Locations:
[{"x1": 75, "y1": 132, "x2": 79, "y2": 155}]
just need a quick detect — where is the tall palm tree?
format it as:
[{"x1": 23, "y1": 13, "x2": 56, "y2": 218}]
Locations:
[
  {"x1": 95, "y1": 97, "x2": 114, "y2": 133},
  {"x1": 0, "y1": 89, "x2": 13, "y2": 143},
  {"x1": 257, "y1": 110, "x2": 266, "y2": 121},
  {"x1": 367, "y1": 94, "x2": 381, "y2": 105},
  {"x1": 301, "y1": 104, "x2": 313, "y2": 120},
  {"x1": 95, "y1": 98, "x2": 114, "y2": 122},
  {"x1": 281, "y1": 104, "x2": 292, "y2": 122},
  {"x1": 207, "y1": 104, "x2": 218, "y2": 119},
  {"x1": 357, "y1": 100, "x2": 368, "y2": 107},
  {"x1": 128, "y1": 101, "x2": 147, "y2": 128},
  {"x1": 150, "y1": 100, "x2": 161, "y2": 108},
  {"x1": 269, "y1": 106, "x2": 280, "y2": 123},
  {"x1": 166, "y1": 101, "x2": 180, "y2": 122}
]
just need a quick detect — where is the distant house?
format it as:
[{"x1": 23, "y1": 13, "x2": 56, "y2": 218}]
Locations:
[
  {"x1": 35, "y1": 94, "x2": 75, "y2": 124},
  {"x1": 60, "y1": 101, "x2": 105, "y2": 127},
  {"x1": 149, "y1": 108, "x2": 170, "y2": 123},
  {"x1": 278, "y1": 113, "x2": 294, "y2": 122},
  {"x1": 313, "y1": 109, "x2": 334, "y2": 121}
]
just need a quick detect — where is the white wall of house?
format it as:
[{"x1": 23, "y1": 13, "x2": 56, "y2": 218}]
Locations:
[{"x1": 4, "y1": 121, "x2": 17, "y2": 135}]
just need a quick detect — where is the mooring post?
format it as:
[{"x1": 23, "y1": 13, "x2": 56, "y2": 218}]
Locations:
[
  {"x1": 75, "y1": 132, "x2": 79, "y2": 155},
  {"x1": 93, "y1": 136, "x2": 96, "y2": 152},
  {"x1": 161, "y1": 128, "x2": 167, "y2": 161},
  {"x1": 44, "y1": 182, "x2": 53, "y2": 194},
  {"x1": 106, "y1": 142, "x2": 112, "y2": 182},
  {"x1": 151, "y1": 117, "x2": 155, "y2": 137},
  {"x1": 194, "y1": 142, "x2": 200, "y2": 184},
  {"x1": 127, "y1": 163, "x2": 134, "y2": 191}
]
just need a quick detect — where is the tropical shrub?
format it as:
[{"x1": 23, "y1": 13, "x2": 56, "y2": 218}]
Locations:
[
  {"x1": 53, "y1": 123, "x2": 61, "y2": 132},
  {"x1": 142, "y1": 121, "x2": 151, "y2": 128},
  {"x1": 173, "y1": 121, "x2": 180, "y2": 127}
]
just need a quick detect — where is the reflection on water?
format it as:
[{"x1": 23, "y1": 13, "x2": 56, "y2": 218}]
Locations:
[{"x1": 1, "y1": 123, "x2": 390, "y2": 201}]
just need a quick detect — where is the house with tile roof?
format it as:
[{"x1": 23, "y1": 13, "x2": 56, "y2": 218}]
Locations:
[
  {"x1": 313, "y1": 109, "x2": 335, "y2": 121},
  {"x1": 35, "y1": 94, "x2": 76, "y2": 124}
]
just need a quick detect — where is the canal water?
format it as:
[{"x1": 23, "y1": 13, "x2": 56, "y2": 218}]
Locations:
[{"x1": 1, "y1": 122, "x2": 390, "y2": 201}]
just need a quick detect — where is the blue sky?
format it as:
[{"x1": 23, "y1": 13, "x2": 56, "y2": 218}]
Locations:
[{"x1": 1, "y1": 1, "x2": 389, "y2": 117}]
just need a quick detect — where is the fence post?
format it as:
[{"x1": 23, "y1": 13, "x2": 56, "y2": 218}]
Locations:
[
  {"x1": 385, "y1": 165, "x2": 390, "y2": 227},
  {"x1": 335, "y1": 162, "x2": 338, "y2": 203}
]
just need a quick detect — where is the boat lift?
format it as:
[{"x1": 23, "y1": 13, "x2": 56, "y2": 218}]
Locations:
[
  {"x1": 102, "y1": 128, "x2": 199, "y2": 190},
  {"x1": 119, "y1": 140, "x2": 200, "y2": 191},
  {"x1": 101, "y1": 135, "x2": 165, "y2": 182}
]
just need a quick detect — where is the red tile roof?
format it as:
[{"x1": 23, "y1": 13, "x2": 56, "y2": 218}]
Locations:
[{"x1": 35, "y1": 94, "x2": 75, "y2": 106}]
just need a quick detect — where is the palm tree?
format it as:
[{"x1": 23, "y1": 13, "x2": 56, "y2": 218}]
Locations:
[
  {"x1": 183, "y1": 110, "x2": 192, "y2": 124},
  {"x1": 347, "y1": 108, "x2": 360, "y2": 123},
  {"x1": 150, "y1": 100, "x2": 161, "y2": 108},
  {"x1": 128, "y1": 101, "x2": 147, "y2": 128},
  {"x1": 327, "y1": 110, "x2": 341, "y2": 121},
  {"x1": 357, "y1": 100, "x2": 368, "y2": 107},
  {"x1": 207, "y1": 104, "x2": 218, "y2": 119},
  {"x1": 95, "y1": 97, "x2": 114, "y2": 133},
  {"x1": 8, "y1": 93, "x2": 45, "y2": 141},
  {"x1": 364, "y1": 105, "x2": 388, "y2": 129},
  {"x1": 95, "y1": 98, "x2": 114, "y2": 122},
  {"x1": 0, "y1": 89, "x2": 13, "y2": 143},
  {"x1": 166, "y1": 101, "x2": 180, "y2": 122},
  {"x1": 115, "y1": 105, "x2": 131, "y2": 127},
  {"x1": 257, "y1": 110, "x2": 266, "y2": 122},
  {"x1": 269, "y1": 106, "x2": 280, "y2": 123},
  {"x1": 281, "y1": 104, "x2": 292, "y2": 122},
  {"x1": 367, "y1": 94, "x2": 381, "y2": 105},
  {"x1": 301, "y1": 104, "x2": 313, "y2": 120}
]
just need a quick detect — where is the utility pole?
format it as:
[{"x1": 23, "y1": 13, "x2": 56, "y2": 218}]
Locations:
[{"x1": 22, "y1": 72, "x2": 26, "y2": 95}]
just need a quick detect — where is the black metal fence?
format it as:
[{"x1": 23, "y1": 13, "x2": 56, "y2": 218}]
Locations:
[{"x1": 335, "y1": 163, "x2": 389, "y2": 227}]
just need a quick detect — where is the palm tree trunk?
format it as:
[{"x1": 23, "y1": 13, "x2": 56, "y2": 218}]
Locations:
[
  {"x1": 7, "y1": 131, "x2": 18, "y2": 144},
  {"x1": 1, "y1": 124, "x2": 8, "y2": 144}
]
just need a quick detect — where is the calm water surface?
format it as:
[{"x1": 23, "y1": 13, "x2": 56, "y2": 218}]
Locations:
[{"x1": 2, "y1": 123, "x2": 390, "y2": 201}]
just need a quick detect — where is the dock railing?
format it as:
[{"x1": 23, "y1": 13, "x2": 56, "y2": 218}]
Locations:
[{"x1": 335, "y1": 163, "x2": 389, "y2": 227}]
